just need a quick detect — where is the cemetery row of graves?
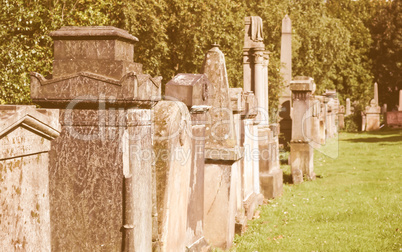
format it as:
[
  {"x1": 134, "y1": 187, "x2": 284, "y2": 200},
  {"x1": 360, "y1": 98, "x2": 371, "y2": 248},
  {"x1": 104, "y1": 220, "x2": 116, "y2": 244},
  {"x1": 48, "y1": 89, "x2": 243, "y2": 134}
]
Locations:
[{"x1": 1, "y1": 15, "x2": 401, "y2": 251}]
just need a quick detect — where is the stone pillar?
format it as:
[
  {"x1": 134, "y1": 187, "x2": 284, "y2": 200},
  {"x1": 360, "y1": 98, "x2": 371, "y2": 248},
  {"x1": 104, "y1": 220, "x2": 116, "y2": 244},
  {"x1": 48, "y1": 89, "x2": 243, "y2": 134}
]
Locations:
[
  {"x1": 30, "y1": 26, "x2": 161, "y2": 251},
  {"x1": 289, "y1": 77, "x2": 316, "y2": 184},
  {"x1": 338, "y1": 105, "x2": 345, "y2": 130},
  {"x1": 253, "y1": 50, "x2": 266, "y2": 124},
  {"x1": 279, "y1": 15, "x2": 293, "y2": 148},
  {"x1": 346, "y1": 98, "x2": 351, "y2": 116},
  {"x1": 201, "y1": 45, "x2": 243, "y2": 249},
  {"x1": 374, "y1": 82, "x2": 379, "y2": 105},
  {"x1": 311, "y1": 98, "x2": 321, "y2": 147},
  {"x1": 0, "y1": 105, "x2": 61, "y2": 251},
  {"x1": 165, "y1": 73, "x2": 210, "y2": 251},
  {"x1": 365, "y1": 99, "x2": 381, "y2": 131},
  {"x1": 243, "y1": 16, "x2": 265, "y2": 93},
  {"x1": 399, "y1": 90, "x2": 402, "y2": 111}
]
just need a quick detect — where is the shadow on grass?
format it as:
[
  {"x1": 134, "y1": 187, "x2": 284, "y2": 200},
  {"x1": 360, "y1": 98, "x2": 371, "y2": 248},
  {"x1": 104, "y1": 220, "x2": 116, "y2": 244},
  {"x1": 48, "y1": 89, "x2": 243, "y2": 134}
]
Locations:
[{"x1": 343, "y1": 134, "x2": 402, "y2": 143}]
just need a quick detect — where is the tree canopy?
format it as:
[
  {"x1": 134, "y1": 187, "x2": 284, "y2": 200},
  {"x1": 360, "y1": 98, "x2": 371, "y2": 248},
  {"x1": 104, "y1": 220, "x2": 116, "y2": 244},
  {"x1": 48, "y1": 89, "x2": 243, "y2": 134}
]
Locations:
[{"x1": 1, "y1": 0, "x2": 399, "y2": 110}]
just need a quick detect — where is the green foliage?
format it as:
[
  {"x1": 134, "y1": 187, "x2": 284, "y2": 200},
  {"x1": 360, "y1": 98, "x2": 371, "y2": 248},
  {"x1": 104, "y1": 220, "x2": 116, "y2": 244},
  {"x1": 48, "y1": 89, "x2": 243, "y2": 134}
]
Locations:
[
  {"x1": 369, "y1": 0, "x2": 402, "y2": 110},
  {"x1": 1, "y1": 0, "x2": 398, "y2": 118}
]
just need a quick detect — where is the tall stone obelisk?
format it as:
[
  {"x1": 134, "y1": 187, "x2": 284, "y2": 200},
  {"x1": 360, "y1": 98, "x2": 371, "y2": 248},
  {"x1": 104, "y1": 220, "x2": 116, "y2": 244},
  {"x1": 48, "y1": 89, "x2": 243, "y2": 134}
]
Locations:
[{"x1": 279, "y1": 15, "x2": 292, "y2": 149}]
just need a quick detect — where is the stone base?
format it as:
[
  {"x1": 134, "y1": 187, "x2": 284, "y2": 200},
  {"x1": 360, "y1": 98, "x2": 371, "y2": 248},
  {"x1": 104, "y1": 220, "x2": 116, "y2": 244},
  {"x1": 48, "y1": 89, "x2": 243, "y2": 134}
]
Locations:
[
  {"x1": 260, "y1": 169, "x2": 283, "y2": 199},
  {"x1": 290, "y1": 142, "x2": 315, "y2": 184},
  {"x1": 186, "y1": 236, "x2": 210, "y2": 252},
  {"x1": 243, "y1": 193, "x2": 264, "y2": 220},
  {"x1": 235, "y1": 215, "x2": 247, "y2": 235}
]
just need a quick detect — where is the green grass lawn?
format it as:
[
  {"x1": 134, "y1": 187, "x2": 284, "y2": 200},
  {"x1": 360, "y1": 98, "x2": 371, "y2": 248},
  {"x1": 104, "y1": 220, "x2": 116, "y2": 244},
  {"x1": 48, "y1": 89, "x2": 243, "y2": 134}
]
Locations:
[{"x1": 230, "y1": 129, "x2": 402, "y2": 251}]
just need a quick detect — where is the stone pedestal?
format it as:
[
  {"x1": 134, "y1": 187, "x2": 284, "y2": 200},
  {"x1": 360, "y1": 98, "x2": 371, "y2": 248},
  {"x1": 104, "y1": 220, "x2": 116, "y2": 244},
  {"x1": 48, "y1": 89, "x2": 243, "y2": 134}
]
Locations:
[
  {"x1": 0, "y1": 105, "x2": 61, "y2": 251},
  {"x1": 165, "y1": 74, "x2": 210, "y2": 251},
  {"x1": 30, "y1": 26, "x2": 161, "y2": 251},
  {"x1": 290, "y1": 77, "x2": 316, "y2": 184}
]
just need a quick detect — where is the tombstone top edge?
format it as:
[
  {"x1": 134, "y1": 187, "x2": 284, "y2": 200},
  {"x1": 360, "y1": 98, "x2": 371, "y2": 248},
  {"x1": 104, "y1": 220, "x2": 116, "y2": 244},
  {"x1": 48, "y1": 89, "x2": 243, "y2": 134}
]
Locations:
[{"x1": 50, "y1": 26, "x2": 139, "y2": 43}]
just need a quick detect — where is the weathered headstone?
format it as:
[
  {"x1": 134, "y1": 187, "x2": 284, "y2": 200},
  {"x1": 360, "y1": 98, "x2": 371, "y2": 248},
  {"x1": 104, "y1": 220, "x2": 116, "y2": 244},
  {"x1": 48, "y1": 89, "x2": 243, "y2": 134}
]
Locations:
[
  {"x1": 0, "y1": 105, "x2": 60, "y2": 251},
  {"x1": 279, "y1": 15, "x2": 293, "y2": 148},
  {"x1": 30, "y1": 26, "x2": 161, "y2": 251},
  {"x1": 165, "y1": 73, "x2": 210, "y2": 251},
  {"x1": 289, "y1": 77, "x2": 316, "y2": 184},
  {"x1": 153, "y1": 100, "x2": 193, "y2": 252},
  {"x1": 229, "y1": 88, "x2": 247, "y2": 234},
  {"x1": 365, "y1": 99, "x2": 381, "y2": 131},
  {"x1": 201, "y1": 45, "x2": 242, "y2": 249},
  {"x1": 338, "y1": 105, "x2": 345, "y2": 129},
  {"x1": 346, "y1": 98, "x2": 351, "y2": 116}
]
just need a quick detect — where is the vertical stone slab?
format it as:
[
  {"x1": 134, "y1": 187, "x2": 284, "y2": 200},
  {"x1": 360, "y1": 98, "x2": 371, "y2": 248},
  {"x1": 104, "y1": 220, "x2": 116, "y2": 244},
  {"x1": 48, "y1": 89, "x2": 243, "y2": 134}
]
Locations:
[
  {"x1": 290, "y1": 77, "x2": 315, "y2": 184},
  {"x1": 374, "y1": 82, "x2": 379, "y2": 106},
  {"x1": 279, "y1": 15, "x2": 293, "y2": 148},
  {"x1": 0, "y1": 105, "x2": 60, "y2": 251},
  {"x1": 201, "y1": 45, "x2": 243, "y2": 249},
  {"x1": 365, "y1": 99, "x2": 381, "y2": 131},
  {"x1": 165, "y1": 73, "x2": 210, "y2": 251},
  {"x1": 399, "y1": 90, "x2": 402, "y2": 111},
  {"x1": 346, "y1": 98, "x2": 351, "y2": 116},
  {"x1": 30, "y1": 26, "x2": 161, "y2": 251},
  {"x1": 153, "y1": 101, "x2": 192, "y2": 252},
  {"x1": 229, "y1": 88, "x2": 248, "y2": 235},
  {"x1": 338, "y1": 105, "x2": 345, "y2": 130}
]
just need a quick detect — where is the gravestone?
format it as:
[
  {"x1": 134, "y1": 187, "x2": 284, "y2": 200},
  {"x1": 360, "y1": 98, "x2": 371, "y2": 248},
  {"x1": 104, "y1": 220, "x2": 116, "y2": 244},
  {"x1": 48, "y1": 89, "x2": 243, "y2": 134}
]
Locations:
[
  {"x1": 365, "y1": 99, "x2": 381, "y2": 131},
  {"x1": 165, "y1": 73, "x2": 210, "y2": 251},
  {"x1": 240, "y1": 92, "x2": 263, "y2": 220},
  {"x1": 399, "y1": 90, "x2": 402, "y2": 111},
  {"x1": 0, "y1": 105, "x2": 60, "y2": 251},
  {"x1": 153, "y1": 101, "x2": 193, "y2": 252},
  {"x1": 279, "y1": 15, "x2": 293, "y2": 148},
  {"x1": 201, "y1": 45, "x2": 243, "y2": 249},
  {"x1": 289, "y1": 77, "x2": 316, "y2": 184},
  {"x1": 346, "y1": 98, "x2": 351, "y2": 116},
  {"x1": 30, "y1": 26, "x2": 161, "y2": 251},
  {"x1": 338, "y1": 105, "x2": 345, "y2": 129},
  {"x1": 229, "y1": 88, "x2": 247, "y2": 234}
]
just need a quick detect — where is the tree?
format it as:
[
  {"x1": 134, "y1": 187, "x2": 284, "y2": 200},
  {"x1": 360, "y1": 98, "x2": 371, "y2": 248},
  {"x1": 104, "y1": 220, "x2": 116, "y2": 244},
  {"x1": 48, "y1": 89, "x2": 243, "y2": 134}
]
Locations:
[{"x1": 369, "y1": 0, "x2": 402, "y2": 110}]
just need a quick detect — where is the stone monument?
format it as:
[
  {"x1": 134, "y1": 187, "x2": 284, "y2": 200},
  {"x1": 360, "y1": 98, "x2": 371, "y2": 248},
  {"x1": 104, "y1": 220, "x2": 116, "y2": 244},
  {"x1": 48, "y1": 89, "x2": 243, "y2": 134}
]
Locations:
[
  {"x1": 165, "y1": 73, "x2": 210, "y2": 251},
  {"x1": 30, "y1": 26, "x2": 161, "y2": 251},
  {"x1": 365, "y1": 99, "x2": 381, "y2": 131},
  {"x1": 289, "y1": 77, "x2": 316, "y2": 184},
  {"x1": 201, "y1": 45, "x2": 242, "y2": 249}
]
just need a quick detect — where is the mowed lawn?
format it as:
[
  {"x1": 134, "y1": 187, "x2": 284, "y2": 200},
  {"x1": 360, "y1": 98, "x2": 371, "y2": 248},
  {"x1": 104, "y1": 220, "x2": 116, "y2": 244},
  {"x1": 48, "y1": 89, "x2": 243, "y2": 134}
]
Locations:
[{"x1": 230, "y1": 129, "x2": 402, "y2": 251}]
